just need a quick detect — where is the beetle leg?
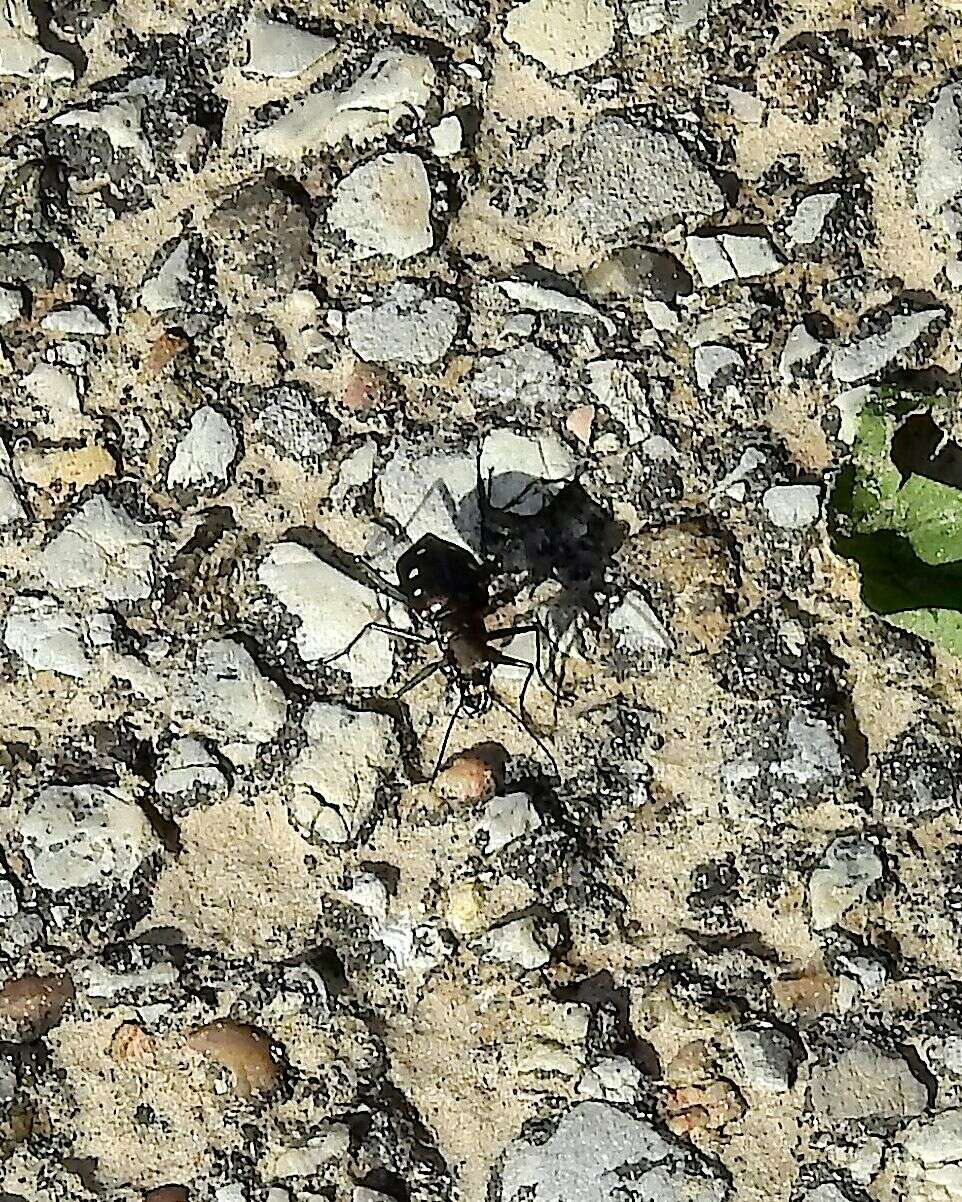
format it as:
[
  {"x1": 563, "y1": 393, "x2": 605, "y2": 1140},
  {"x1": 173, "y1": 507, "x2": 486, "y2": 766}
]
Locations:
[
  {"x1": 394, "y1": 657, "x2": 444, "y2": 700},
  {"x1": 321, "y1": 620, "x2": 430, "y2": 668}
]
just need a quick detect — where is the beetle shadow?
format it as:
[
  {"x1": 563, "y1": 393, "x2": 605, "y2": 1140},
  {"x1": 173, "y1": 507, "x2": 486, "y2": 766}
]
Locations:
[{"x1": 456, "y1": 474, "x2": 627, "y2": 619}]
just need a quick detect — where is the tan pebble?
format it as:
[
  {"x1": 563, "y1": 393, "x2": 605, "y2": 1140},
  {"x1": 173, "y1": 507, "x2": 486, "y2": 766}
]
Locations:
[
  {"x1": 565, "y1": 404, "x2": 595, "y2": 447},
  {"x1": 664, "y1": 1078, "x2": 745, "y2": 1133},
  {"x1": 144, "y1": 1189, "x2": 189, "y2": 1202},
  {"x1": 446, "y1": 880, "x2": 485, "y2": 935},
  {"x1": 110, "y1": 1021, "x2": 161, "y2": 1066},
  {"x1": 435, "y1": 746, "x2": 504, "y2": 805},
  {"x1": 0, "y1": 972, "x2": 74, "y2": 1041},
  {"x1": 146, "y1": 332, "x2": 188, "y2": 374},
  {"x1": 666, "y1": 1039, "x2": 709, "y2": 1085},
  {"x1": 772, "y1": 961, "x2": 835, "y2": 1015},
  {"x1": 187, "y1": 1020, "x2": 282, "y2": 1098},
  {"x1": 341, "y1": 362, "x2": 385, "y2": 411},
  {"x1": 665, "y1": 1103, "x2": 711, "y2": 1135},
  {"x1": 16, "y1": 445, "x2": 117, "y2": 493}
]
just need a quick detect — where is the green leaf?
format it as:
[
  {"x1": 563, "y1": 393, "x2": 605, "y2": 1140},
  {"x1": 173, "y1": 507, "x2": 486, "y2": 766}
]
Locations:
[
  {"x1": 828, "y1": 389, "x2": 962, "y2": 655},
  {"x1": 895, "y1": 475, "x2": 962, "y2": 565},
  {"x1": 888, "y1": 607, "x2": 962, "y2": 656}
]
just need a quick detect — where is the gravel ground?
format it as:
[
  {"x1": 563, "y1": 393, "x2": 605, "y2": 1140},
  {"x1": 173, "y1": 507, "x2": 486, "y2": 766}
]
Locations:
[{"x1": 2, "y1": 0, "x2": 962, "y2": 1200}]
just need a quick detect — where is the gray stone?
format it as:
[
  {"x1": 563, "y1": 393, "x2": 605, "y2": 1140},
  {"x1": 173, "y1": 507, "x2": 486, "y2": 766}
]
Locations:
[
  {"x1": 0, "y1": 1058, "x2": 15, "y2": 1103},
  {"x1": 687, "y1": 232, "x2": 781, "y2": 285},
  {"x1": 901, "y1": 1108, "x2": 962, "y2": 1168},
  {"x1": 732, "y1": 1026, "x2": 797, "y2": 1093},
  {"x1": 774, "y1": 713, "x2": 843, "y2": 785},
  {"x1": 0, "y1": 441, "x2": 26, "y2": 526},
  {"x1": 254, "y1": 50, "x2": 433, "y2": 154},
  {"x1": 0, "y1": 287, "x2": 23, "y2": 324},
  {"x1": 480, "y1": 428, "x2": 576, "y2": 513},
  {"x1": 245, "y1": 17, "x2": 335, "y2": 78},
  {"x1": 481, "y1": 914, "x2": 560, "y2": 970},
  {"x1": 809, "y1": 836, "x2": 883, "y2": 930},
  {"x1": 250, "y1": 384, "x2": 332, "y2": 462},
  {"x1": 0, "y1": 245, "x2": 58, "y2": 288},
  {"x1": 329, "y1": 154, "x2": 433, "y2": 260},
  {"x1": 52, "y1": 98, "x2": 150, "y2": 163},
  {"x1": 346, "y1": 283, "x2": 459, "y2": 365},
  {"x1": 586, "y1": 359, "x2": 653, "y2": 446},
  {"x1": 719, "y1": 86, "x2": 765, "y2": 125},
  {"x1": 497, "y1": 1101, "x2": 727, "y2": 1202},
  {"x1": 803, "y1": 1188, "x2": 847, "y2": 1202},
  {"x1": 82, "y1": 960, "x2": 178, "y2": 999},
  {"x1": 41, "y1": 305, "x2": 108, "y2": 336},
  {"x1": 498, "y1": 278, "x2": 616, "y2": 335},
  {"x1": 917, "y1": 84, "x2": 962, "y2": 216},
  {"x1": 830, "y1": 309, "x2": 944, "y2": 384},
  {"x1": 289, "y1": 702, "x2": 399, "y2": 844},
  {"x1": 374, "y1": 445, "x2": 480, "y2": 562},
  {"x1": 21, "y1": 363, "x2": 84, "y2": 439},
  {"x1": 178, "y1": 639, "x2": 288, "y2": 766},
  {"x1": 779, "y1": 323, "x2": 825, "y2": 380},
  {"x1": 258, "y1": 541, "x2": 400, "y2": 687},
  {"x1": 40, "y1": 497, "x2": 155, "y2": 603},
  {"x1": 140, "y1": 239, "x2": 191, "y2": 314},
  {"x1": 20, "y1": 784, "x2": 155, "y2": 892},
  {"x1": 3, "y1": 594, "x2": 92, "y2": 678},
  {"x1": 471, "y1": 345, "x2": 566, "y2": 414},
  {"x1": 420, "y1": 0, "x2": 480, "y2": 32},
  {"x1": 785, "y1": 192, "x2": 839, "y2": 246},
  {"x1": 576, "y1": 1056, "x2": 643, "y2": 1104},
  {"x1": 714, "y1": 447, "x2": 766, "y2": 503},
  {"x1": 552, "y1": 117, "x2": 723, "y2": 247},
  {"x1": 808, "y1": 1042, "x2": 927, "y2": 1121},
  {"x1": 477, "y1": 792, "x2": 542, "y2": 854},
  {"x1": 430, "y1": 115, "x2": 463, "y2": 156},
  {"x1": 154, "y1": 737, "x2": 228, "y2": 797},
  {"x1": 610, "y1": 591, "x2": 672, "y2": 653},
  {"x1": 268, "y1": 1125, "x2": 351, "y2": 1177},
  {"x1": 0, "y1": 5, "x2": 71, "y2": 78},
  {"x1": 695, "y1": 343, "x2": 743, "y2": 389}
]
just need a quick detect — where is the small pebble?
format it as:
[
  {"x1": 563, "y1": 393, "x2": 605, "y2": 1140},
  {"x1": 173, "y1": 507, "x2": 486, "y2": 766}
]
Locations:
[
  {"x1": 187, "y1": 1020, "x2": 283, "y2": 1098},
  {"x1": 762, "y1": 484, "x2": 821, "y2": 530}
]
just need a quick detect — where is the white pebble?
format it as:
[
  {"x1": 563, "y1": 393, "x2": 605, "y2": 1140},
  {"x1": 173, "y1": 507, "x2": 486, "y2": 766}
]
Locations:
[
  {"x1": 481, "y1": 914, "x2": 560, "y2": 970},
  {"x1": 328, "y1": 153, "x2": 433, "y2": 260},
  {"x1": 762, "y1": 483, "x2": 820, "y2": 530},
  {"x1": 258, "y1": 541, "x2": 398, "y2": 686},
  {"x1": 167, "y1": 406, "x2": 238, "y2": 489},
  {"x1": 245, "y1": 16, "x2": 335, "y2": 78},
  {"x1": 20, "y1": 784, "x2": 155, "y2": 892},
  {"x1": 477, "y1": 792, "x2": 542, "y2": 854},
  {"x1": 785, "y1": 192, "x2": 839, "y2": 246},
  {"x1": 430, "y1": 115, "x2": 463, "y2": 157},
  {"x1": 609, "y1": 591, "x2": 672, "y2": 653},
  {"x1": 346, "y1": 282, "x2": 459, "y2": 365},
  {"x1": 810, "y1": 836, "x2": 883, "y2": 930},
  {"x1": 41, "y1": 305, "x2": 108, "y2": 336},
  {"x1": 140, "y1": 239, "x2": 191, "y2": 315},
  {"x1": 0, "y1": 287, "x2": 23, "y2": 325},
  {"x1": 695, "y1": 343, "x2": 743, "y2": 389},
  {"x1": 40, "y1": 496, "x2": 155, "y2": 602},
  {"x1": 3, "y1": 595, "x2": 92, "y2": 678}
]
